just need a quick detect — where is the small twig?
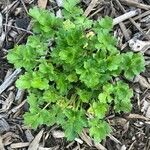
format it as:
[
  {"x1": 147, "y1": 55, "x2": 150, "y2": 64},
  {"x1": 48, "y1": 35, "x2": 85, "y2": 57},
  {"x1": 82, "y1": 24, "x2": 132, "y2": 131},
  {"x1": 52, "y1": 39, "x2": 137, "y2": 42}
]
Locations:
[
  {"x1": 16, "y1": 21, "x2": 32, "y2": 44},
  {"x1": 115, "y1": 0, "x2": 150, "y2": 40},
  {"x1": 3, "y1": 24, "x2": 33, "y2": 34},
  {"x1": 113, "y1": 8, "x2": 130, "y2": 41},
  {"x1": 108, "y1": 134, "x2": 122, "y2": 145},
  {"x1": 15, "y1": 89, "x2": 25, "y2": 102},
  {"x1": 125, "y1": 10, "x2": 150, "y2": 24},
  {"x1": 113, "y1": 9, "x2": 140, "y2": 25},
  {"x1": 94, "y1": 143, "x2": 107, "y2": 150},
  {"x1": 0, "y1": 32, "x2": 6, "y2": 48},
  {"x1": 126, "y1": 113, "x2": 150, "y2": 121},
  {"x1": 0, "y1": 12, "x2": 3, "y2": 34},
  {"x1": 0, "y1": 69, "x2": 22, "y2": 94},
  {"x1": 88, "y1": 6, "x2": 104, "y2": 18},
  {"x1": 10, "y1": 142, "x2": 30, "y2": 149},
  {"x1": 120, "y1": 0, "x2": 150, "y2": 10},
  {"x1": 0, "y1": 92, "x2": 15, "y2": 113},
  {"x1": 132, "y1": 10, "x2": 150, "y2": 21},
  {"x1": 84, "y1": 0, "x2": 99, "y2": 17},
  {"x1": 8, "y1": 99, "x2": 27, "y2": 114},
  {"x1": 1, "y1": 0, "x2": 18, "y2": 14},
  {"x1": 20, "y1": 0, "x2": 28, "y2": 14},
  {"x1": 4, "y1": 0, "x2": 9, "y2": 32},
  {"x1": 0, "y1": 12, "x2": 5, "y2": 48},
  {"x1": 128, "y1": 140, "x2": 136, "y2": 150},
  {"x1": 4, "y1": 69, "x2": 13, "y2": 81},
  {"x1": 80, "y1": 129, "x2": 93, "y2": 146},
  {"x1": 119, "y1": 22, "x2": 130, "y2": 41}
]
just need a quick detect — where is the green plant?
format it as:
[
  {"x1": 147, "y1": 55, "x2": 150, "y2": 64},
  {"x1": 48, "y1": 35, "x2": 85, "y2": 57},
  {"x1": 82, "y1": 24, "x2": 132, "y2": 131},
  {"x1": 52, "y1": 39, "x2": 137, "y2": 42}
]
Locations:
[{"x1": 7, "y1": 0, "x2": 145, "y2": 142}]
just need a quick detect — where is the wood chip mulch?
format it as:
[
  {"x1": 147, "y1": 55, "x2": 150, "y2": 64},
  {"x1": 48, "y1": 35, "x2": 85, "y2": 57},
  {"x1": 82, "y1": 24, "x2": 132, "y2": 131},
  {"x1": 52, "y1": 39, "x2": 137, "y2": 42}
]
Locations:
[{"x1": 0, "y1": 0, "x2": 150, "y2": 149}]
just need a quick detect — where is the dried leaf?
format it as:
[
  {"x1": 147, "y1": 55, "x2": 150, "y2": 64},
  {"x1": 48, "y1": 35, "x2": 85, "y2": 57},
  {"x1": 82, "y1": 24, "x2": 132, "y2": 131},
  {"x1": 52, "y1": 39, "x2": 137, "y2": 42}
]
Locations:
[
  {"x1": 0, "y1": 136, "x2": 5, "y2": 150},
  {"x1": 52, "y1": 130, "x2": 65, "y2": 138},
  {"x1": 38, "y1": 0, "x2": 48, "y2": 9},
  {"x1": 145, "y1": 106, "x2": 150, "y2": 118},
  {"x1": 135, "y1": 75, "x2": 150, "y2": 89},
  {"x1": 129, "y1": 38, "x2": 150, "y2": 52},
  {"x1": 28, "y1": 129, "x2": 44, "y2": 150}
]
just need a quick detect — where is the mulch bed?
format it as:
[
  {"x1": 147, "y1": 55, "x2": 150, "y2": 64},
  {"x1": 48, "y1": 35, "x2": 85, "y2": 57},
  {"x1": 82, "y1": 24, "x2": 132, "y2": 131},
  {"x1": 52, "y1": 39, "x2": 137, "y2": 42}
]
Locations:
[{"x1": 0, "y1": 0, "x2": 150, "y2": 149}]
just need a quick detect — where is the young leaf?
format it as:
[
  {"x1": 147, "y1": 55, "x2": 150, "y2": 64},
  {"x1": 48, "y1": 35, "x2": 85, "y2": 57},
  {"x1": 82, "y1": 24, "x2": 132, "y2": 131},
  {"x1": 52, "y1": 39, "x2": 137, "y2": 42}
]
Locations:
[
  {"x1": 113, "y1": 81, "x2": 133, "y2": 112},
  {"x1": 122, "y1": 52, "x2": 145, "y2": 79},
  {"x1": 7, "y1": 45, "x2": 37, "y2": 71},
  {"x1": 92, "y1": 102, "x2": 108, "y2": 119},
  {"x1": 31, "y1": 72, "x2": 49, "y2": 90},
  {"x1": 24, "y1": 112, "x2": 41, "y2": 129},
  {"x1": 77, "y1": 89, "x2": 92, "y2": 103},
  {"x1": 63, "y1": 109, "x2": 87, "y2": 140},
  {"x1": 98, "y1": 16, "x2": 113, "y2": 30},
  {"x1": 16, "y1": 72, "x2": 32, "y2": 89},
  {"x1": 43, "y1": 87, "x2": 61, "y2": 103},
  {"x1": 89, "y1": 118, "x2": 111, "y2": 142}
]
